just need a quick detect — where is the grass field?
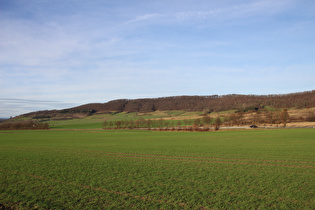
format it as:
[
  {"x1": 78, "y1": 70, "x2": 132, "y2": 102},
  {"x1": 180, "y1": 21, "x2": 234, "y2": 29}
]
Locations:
[
  {"x1": 1, "y1": 129, "x2": 315, "y2": 209},
  {"x1": 46, "y1": 111, "x2": 201, "y2": 129}
]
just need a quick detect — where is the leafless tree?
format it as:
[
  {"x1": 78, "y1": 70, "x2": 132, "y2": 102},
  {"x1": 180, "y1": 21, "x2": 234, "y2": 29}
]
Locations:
[
  {"x1": 281, "y1": 108, "x2": 290, "y2": 127},
  {"x1": 214, "y1": 116, "x2": 221, "y2": 131}
]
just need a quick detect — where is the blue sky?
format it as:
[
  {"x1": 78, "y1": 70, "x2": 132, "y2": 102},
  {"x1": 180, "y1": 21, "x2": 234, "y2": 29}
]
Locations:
[{"x1": 1, "y1": 0, "x2": 315, "y2": 118}]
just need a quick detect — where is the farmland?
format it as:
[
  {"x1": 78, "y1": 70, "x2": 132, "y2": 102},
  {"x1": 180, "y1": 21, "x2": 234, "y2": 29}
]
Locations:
[
  {"x1": 1, "y1": 129, "x2": 315, "y2": 209},
  {"x1": 8, "y1": 107, "x2": 314, "y2": 130}
]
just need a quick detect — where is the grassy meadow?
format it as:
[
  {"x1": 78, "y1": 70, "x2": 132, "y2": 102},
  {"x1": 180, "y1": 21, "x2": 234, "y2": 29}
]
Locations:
[{"x1": 1, "y1": 128, "x2": 315, "y2": 209}]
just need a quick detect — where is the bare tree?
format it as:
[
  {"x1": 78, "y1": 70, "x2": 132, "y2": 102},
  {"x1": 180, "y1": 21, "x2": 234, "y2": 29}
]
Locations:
[
  {"x1": 115, "y1": 121, "x2": 122, "y2": 128},
  {"x1": 193, "y1": 118, "x2": 201, "y2": 127},
  {"x1": 103, "y1": 120, "x2": 108, "y2": 128},
  {"x1": 281, "y1": 108, "x2": 290, "y2": 127},
  {"x1": 202, "y1": 115, "x2": 212, "y2": 127},
  {"x1": 214, "y1": 116, "x2": 221, "y2": 131}
]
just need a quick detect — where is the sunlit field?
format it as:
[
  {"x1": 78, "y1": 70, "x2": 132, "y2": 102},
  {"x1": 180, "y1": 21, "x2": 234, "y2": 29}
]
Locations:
[{"x1": 1, "y1": 129, "x2": 314, "y2": 209}]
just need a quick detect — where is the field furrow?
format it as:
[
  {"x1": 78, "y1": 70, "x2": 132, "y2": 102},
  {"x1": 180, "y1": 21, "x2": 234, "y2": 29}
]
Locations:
[{"x1": 1, "y1": 129, "x2": 314, "y2": 209}]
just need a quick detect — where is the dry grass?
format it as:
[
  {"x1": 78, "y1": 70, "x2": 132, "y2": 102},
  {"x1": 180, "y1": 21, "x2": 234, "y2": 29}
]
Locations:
[
  {"x1": 283, "y1": 122, "x2": 315, "y2": 128},
  {"x1": 145, "y1": 108, "x2": 315, "y2": 127},
  {"x1": 288, "y1": 107, "x2": 315, "y2": 120}
]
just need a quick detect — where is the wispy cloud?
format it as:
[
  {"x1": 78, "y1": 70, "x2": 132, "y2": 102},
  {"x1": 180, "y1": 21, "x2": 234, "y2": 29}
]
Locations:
[
  {"x1": 0, "y1": 98, "x2": 59, "y2": 103},
  {"x1": 0, "y1": 19, "x2": 81, "y2": 66},
  {"x1": 175, "y1": 0, "x2": 294, "y2": 21},
  {"x1": 124, "y1": 13, "x2": 162, "y2": 24},
  {"x1": 0, "y1": 98, "x2": 77, "y2": 118}
]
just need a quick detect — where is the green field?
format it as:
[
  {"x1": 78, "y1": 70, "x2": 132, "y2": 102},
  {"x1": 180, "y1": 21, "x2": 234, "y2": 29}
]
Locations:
[
  {"x1": 1, "y1": 129, "x2": 315, "y2": 209},
  {"x1": 46, "y1": 111, "x2": 199, "y2": 129}
]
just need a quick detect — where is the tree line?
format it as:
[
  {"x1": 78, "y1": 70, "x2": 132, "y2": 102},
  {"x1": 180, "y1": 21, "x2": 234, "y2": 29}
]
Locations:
[
  {"x1": 0, "y1": 121, "x2": 49, "y2": 130},
  {"x1": 103, "y1": 115, "x2": 222, "y2": 131}
]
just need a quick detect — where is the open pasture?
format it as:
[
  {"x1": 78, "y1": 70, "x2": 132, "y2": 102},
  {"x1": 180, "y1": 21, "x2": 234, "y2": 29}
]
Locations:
[{"x1": 1, "y1": 129, "x2": 315, "y2": 209}]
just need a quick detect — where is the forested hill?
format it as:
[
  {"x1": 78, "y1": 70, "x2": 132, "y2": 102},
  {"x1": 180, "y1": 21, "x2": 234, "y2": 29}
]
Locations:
[{"x1": 23, "y1": 90, "x2": 315, "y2": 117}]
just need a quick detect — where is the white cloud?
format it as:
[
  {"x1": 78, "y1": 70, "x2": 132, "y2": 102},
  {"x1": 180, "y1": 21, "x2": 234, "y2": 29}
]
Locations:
[
  {"x1": 0, "y1": 98, "x2": 77, "y2": 118},
  {"x1": 124, "y1": 13, "x2": 162, "y2": 24},
  {"x1": 175, "y1": 0, "x2": 294, "y2": 21},
  {"x1": 0, "y1": 19, "x2": 81, "y2": 66}
]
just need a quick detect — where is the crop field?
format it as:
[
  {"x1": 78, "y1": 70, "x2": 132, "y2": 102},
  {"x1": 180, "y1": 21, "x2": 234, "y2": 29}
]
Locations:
[
  {"x1": 1, "y1": 129, "x2": 315, "y2": 209},
  {"x1": 47, "y1": 111, "x2": 204, "y2": 129}
]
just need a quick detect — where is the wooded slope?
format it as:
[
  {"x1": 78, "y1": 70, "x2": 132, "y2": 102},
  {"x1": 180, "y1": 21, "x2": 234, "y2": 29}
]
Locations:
[{"x1": 23, "y1": 90, "x2": 315, "y2": 117}]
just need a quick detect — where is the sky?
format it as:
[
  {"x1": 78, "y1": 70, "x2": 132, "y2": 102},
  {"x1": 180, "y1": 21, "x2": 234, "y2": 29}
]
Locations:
[{"x1": 1, "y1": 0, "x2": 315, "y2": 118}]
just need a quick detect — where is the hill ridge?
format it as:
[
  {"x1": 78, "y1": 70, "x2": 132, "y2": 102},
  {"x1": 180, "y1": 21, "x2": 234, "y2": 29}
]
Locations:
[{"x1": 21, "y1": 90, "x2": 315, "y2": 118}]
